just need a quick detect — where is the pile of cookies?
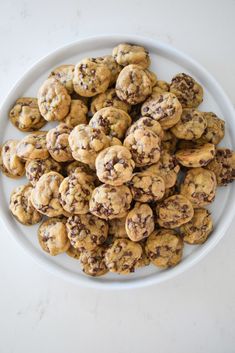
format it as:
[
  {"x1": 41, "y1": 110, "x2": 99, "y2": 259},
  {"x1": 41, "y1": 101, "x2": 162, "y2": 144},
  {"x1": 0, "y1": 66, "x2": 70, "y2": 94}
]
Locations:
[{"x1": 1, "y1": 43, "x2": 235, "y2": 277}]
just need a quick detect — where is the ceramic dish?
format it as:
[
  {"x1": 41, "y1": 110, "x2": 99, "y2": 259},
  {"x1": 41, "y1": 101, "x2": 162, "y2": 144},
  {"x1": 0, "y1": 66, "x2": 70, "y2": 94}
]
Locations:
[{"x1": 0, "y1": 35, "x2": 234, "y2": 289}]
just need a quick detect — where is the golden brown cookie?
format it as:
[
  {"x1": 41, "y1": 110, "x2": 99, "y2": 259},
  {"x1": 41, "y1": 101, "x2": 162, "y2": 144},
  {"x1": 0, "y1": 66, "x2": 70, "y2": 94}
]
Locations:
[
  {"x1": 89, "y1": 107, "x2": 132, "y2": 139},
  {"x1": 65, "y1": 160, "x2": 96, "y2": 183},
  {"x1": 73, "y1": 58, "x2": 111, "y2": 97},
  {"x1": 1, "y1": 140, "x2": 25, "y2": 178},
  {"x1": 25, "y1": 158, "x2": 61, "y2": 186},
  {"x1": 180, "y1": 168, "x2": 217, "y2": 207},
  {"x1": 152, "y1": 80, "x2": 170, "y2": 95},
  {"x1": 62, "y1": 99, "x2": 88, "y2": 128},
  {"x1": 80, "y1": 247, "x2": 108, "y2": 276},
  {"x1": 9, "y1": 97, "x2": 46, "y2": 132},
  {"x1": 89, "y1": 184, "x2": 132, "y2": 220},
  {"x1": 38, "y1": 217, "x2": 70, "y2": 256},
  {"x1": 16, "y1": 131, "x2": 49, "y2": 161},
  {"x1": 141, "y1": 92, "x2": 182, "y2": 129},
  {"x1": 112, "y1": 43, "x2": 150, "y2": 69},
  {"x1": 116, "y1": 64, "x2": 152, "y2": 105},
  {"x1": 38, "y1": 77, "x2": 71, "y2": 121},
  {"x1": 196, "y1": 112, "x2": 225, "y2": 145},
  {"x1": 126, "y1": 116, "x2": 164, "y2": 139},
  {"x1": 90, "y1": 88, "x2": 130, "y2": 115},
  {"x1": 206, "y1": 148, "x2": 235, "y2": 185},
  {"x1": 66, "y1": 213, "x2": 108, "y2": 250},
  {"x1": 128, "y1": 171, "x2": 165, "y2": 202},
  {"x1": 95, "y1": 146, "x2": 135, "y2": 186},
  {"x1": 157, "y1": 194, "x2": 194, "y2": 228},
  {"x1": 66, "y1": 245, "x2": 81, "y2": 260},
  {"x1": 123, "y1": 127, "x2": 161, "y2": 167},
  {"x1": 46, "y1": 123, "x2": 73, "y2": 162},
  {"x1": 179, "y1": 208, "x2": 213, "y2": 244},
  {"x1": 125, "y1": 203, "x2": 154, "y2": 242},
  {"x1": 9, "y1": 184, "x2": 42, "y2": 225},
  {"x1": 145, "y1": 229, "x2": 183, "y2": 268},
  {"x1": 171, "y1": 109, "x2": 207, "y2": 140},
  {"x1": 105, "y1": 238, "x2": 142, "y2": 274},
  {"x1": 49, "y1": 64, "x2": 75, "y2": 94},
  {"x1": 176, "y1": 143, "x2": 215, "y2": 168},
  {"x1": 92, "y1": 55, "x2": 122, "y2": 86},
  {"x1": 31, "y1": 171, "x2": 64, "y2": 217}
]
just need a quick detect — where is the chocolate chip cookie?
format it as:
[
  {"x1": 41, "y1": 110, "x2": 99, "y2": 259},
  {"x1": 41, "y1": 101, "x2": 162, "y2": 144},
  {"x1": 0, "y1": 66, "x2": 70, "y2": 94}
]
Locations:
[
  {"x1": 31, "y1": 171, "x2": 64, "y2": 217},
  {"x1": 63, "y1": 99, "x2": 88, "y2": 128},
  {"x1": 89, "y1": 184, "x2": 132, "y2": 220},
  {"x1": 68, "y1": 124, "x2": 110, "y2": 169},
  {"x1": 170, "y1": 73, "x2": 203, "y2": 108},
  {"x1": 96, "y1": 146, "x2": 135, "y2": 186},
  {"x1": 112, "y1": 43, "x2": 150, "y2": 69},
  {"x1": 9, "y1": 184, "x2": 42, "y2": 225},
  {"x1": 141, "y1": 92, "x2": 182, "y2": 129},
  {"x1": 157, "y1": 194, "x2": 194, "y2": 228},
  {"x1": 93, "y1": 55, "x2": 122, "y2": 86},
  {"x1": 161, "y1": 130, "x2": 178, "y2": 154},
  {"x1": 152, "y1": 80, "x2": 170, "y2": 95},
  {"x1": 125, "y1": 203, "x2": 154, "y2": 241},
  {"x1": 116, "y1": 64, "x2": 152, "y2": 105},
  {"x1": 9, "y1": 97, "x2": 46, "y2": 132},
  {"x1": 65, "y1": 160, "x2": 96, "y2": 182},
  {"x1": 123, "y1": 127, "x2": 161, "y2": 167},
  {"x1": 25, "y1": 157, "x2": 62, "y2": 186},
  {"x1": 180, "y1": 168, "x2": 217, "y2": 207},
  {"x1": 66, "y1": 213, "x2": 108, "y2": 250},
  {"x1": 128, "y1": 171, "x2": 165, "y2": 202},
  {"x1": 176, "y1": 143, "x2": 215, "y2": 168},
  {"x1": 38, "y1": 217, "x2": 70, "y2": 256},
  {"x1": 105, "y1": 238, "x2": 142, "y2": 274},
  {"x1": 38, "y1": 77, "x2": 71, "y2": 121},
  {"x1": 145, "y1": 229, "x2": 183, "y2": 268},
  {"x1": 49, "y1": 64, "x2": 75, "y2": 94},
  {"x1": 66, "y1": 245, "x2": 81, "y2": 260},
  {"x1": 80, "y1": 246, "x2": 108, "y2": 276},
  {"x1": 90, "y1": 88, "x2": 130, "y2": 115},
  {"x1": 89, "y1": 107, "x2": 132, "y2": 139},
  {"x1": 1, "y1": 140, "x2": 25, "y2": 178},
  {"x1": 73, "y1": 58, "x2": 111, "y2": 97},
  {"x1": 196, "y1": 112, "x2": 225, "y2": 145},
  {"x1": 46, "y1": 123, "x2": 73, "y2": 162},
  {"x1": 179, "y1": 208, "x2": 213, "y2": 244},
  {"x1": 206, "y1": 148, "x2": 235, "y2": 185},
  {"x1": 16, "y1": 131, "x2": 49, "y2": 161},
  {"x1": 126, "y1": 116, "x2": 164, "y2": 139},
  {"x1": 171, "y1": 109, "x2": 207, "y2": 140}
]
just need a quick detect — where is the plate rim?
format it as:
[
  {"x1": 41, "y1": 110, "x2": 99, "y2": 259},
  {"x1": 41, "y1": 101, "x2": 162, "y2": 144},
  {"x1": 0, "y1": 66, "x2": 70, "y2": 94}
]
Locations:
[{"x1": 1, "y1": 34, "x2": 235, "y2": 290}]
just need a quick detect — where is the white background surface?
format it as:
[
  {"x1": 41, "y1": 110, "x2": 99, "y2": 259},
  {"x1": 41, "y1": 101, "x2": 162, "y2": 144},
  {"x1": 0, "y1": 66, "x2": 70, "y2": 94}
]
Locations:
[{"x1": 0, "y1": 0, "x2": 235, "y2": 352}]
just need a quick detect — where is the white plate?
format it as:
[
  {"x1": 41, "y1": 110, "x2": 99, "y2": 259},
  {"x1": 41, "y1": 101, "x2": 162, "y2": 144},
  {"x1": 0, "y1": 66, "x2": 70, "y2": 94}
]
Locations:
[{"x1": 0, "y1": 35, "x2": 235, "y2": 290}]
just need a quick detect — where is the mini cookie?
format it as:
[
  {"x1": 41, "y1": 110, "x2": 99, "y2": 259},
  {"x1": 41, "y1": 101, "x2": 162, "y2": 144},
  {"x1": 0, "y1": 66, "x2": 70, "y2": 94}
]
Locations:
[
  {"x1": 31, "y1": 171, "x2": 64, "y2": 217},
  {"x1": 152, "y1": 80, "x2": 170, "y2": 95},
  {"x1": 16, "y1": 131, "x2": 49, "y2": 161},
  {"x1": 95, "y1": 146, "x2": 135, "y2": 186},
  {"x1": 123, "y1": 127, "x2": 161, "y2": 167},
  {"x1": 176, "y1": 143, "x2": 215, "y2": 168},
  {"x1": 170, "y1": 73, "x2": 203, "y2": 108},
  {"x1": 25, "y1": 158, "x2": 61, "y2": 186},
  {"x1": 89, "y1": 107, "x2": 132, "y2": 139},
  {"x1": 171, "y1": 109, "x2": 207, "y2": 140},
  {"x1": 66, "y1": 245, "x2": 81, "y2": 259},
  {"x1": 105, "y1": 238, "x2": 142, "y2": 274},
  {"x1": 1, "y1": 140, "x2": 25, "y2": 178},
  {"x1": 68, "y1": 124, "x2": 110, "y2": 168},
  {"x1": 9, "y1": 97, "x2": 46, "y2": 132},
  {"x1": 38, "y1": 77, "x2": 71, "y2": 121},
  {"x1": 179, "y1": 208, "x2": 213, "y2": 244},
  {"x1": 38, "y1": 217, "x2": 70, "y2": 256},
  {"x1": 146, "y1": 70, "x2": 158, "y2": 87},
  {"x1": 180, "y1": 168, "x2": 217, "y2": 207},
  {"x1": 49, "y1": 64, "x2": 75, "y2": 94},
  {"x1": 46, "y1": 123, "x2": 73, "y2": 162},
  {"x1": 128, "y1": 171, "x2": 165, "y2": 202},
  {"x1": 112, "y1": 43, "x2": 150, "y2": 69},
  {"x1": 66, "y1": 213, "x2": 108, "y2": 251},
  {"x1": 107, "y1": 136, "x2": 122, "y2": 146},
  {"x1": 90, "y1": 88, "x2": 130, "y2": 115},
  {"x1": 62, "y1": 99, "x2": 88, "y2": 128},
  {"x1": 135, "y1": 244, "x2": 150, "y2": 268},
  {"x1": 161, "y1": 130, "x2": 178, "y2": 154},
  {"x1": 144, "y1": 151, "x2": 180, "y2": 188},
  {"x1": 73, "y1": 58, "x2": 111, "y2": 97},
  {"x1": 126, "y1": 116, "x2": 164, "y2": 139},
  {"x1": 157, "y1": 194, "x2": 194, "y2": 228},
  {"x1": 9, "y1": 184, "x2": 42, "y2": 225},
  {"x1": 196, "y1": 112, "x2": 225, "y2": 145},
  {"x1": 65, "y1": 160, "x2": 96, "y2": 182},
  {"x1": 0, "y1": 145, "x2": 12, "y2": 177},
  {"x1": 80, "y1": 247, "x2": 108, "y2": 277},
  {"x1": 145, "y1": 229, "x2": 183, "y2": 268},
  {"x1": 141, "y1": 92, "x2": 182, "y2": 129},
  {"x1": 89, "y1": 184, "x2": 132, "y2": 220},
  {"x1": 116, "y1": 64, "x2": 152, "y2": 105},
  {"x1": 206, "y1": 148, "x2": 235, "y2": 185},
  {"x1": 108, "y1": 217, "x2": 128, "y2": 238},
  {"x1": 125, "y1": 203, "x2": 154, "y2": 242},
  {"x1": 59, "y1": 169, "x2": 94, "y2": 215},
  {"x1": 93, "y1": 55, "x2": 122, "y2": 86}
]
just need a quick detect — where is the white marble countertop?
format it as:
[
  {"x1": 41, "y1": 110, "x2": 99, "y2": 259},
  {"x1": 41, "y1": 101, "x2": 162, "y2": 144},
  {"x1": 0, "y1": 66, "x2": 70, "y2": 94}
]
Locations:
[{"x1": 1, "y1": 1, "x2": 235, "y2": 352}]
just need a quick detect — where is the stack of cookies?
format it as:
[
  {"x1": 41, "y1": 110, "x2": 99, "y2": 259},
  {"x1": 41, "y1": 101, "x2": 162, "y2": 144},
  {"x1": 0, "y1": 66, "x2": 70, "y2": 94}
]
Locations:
[{"x1": 1, "y1": 43, "x2": 234, "y2": 277}]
